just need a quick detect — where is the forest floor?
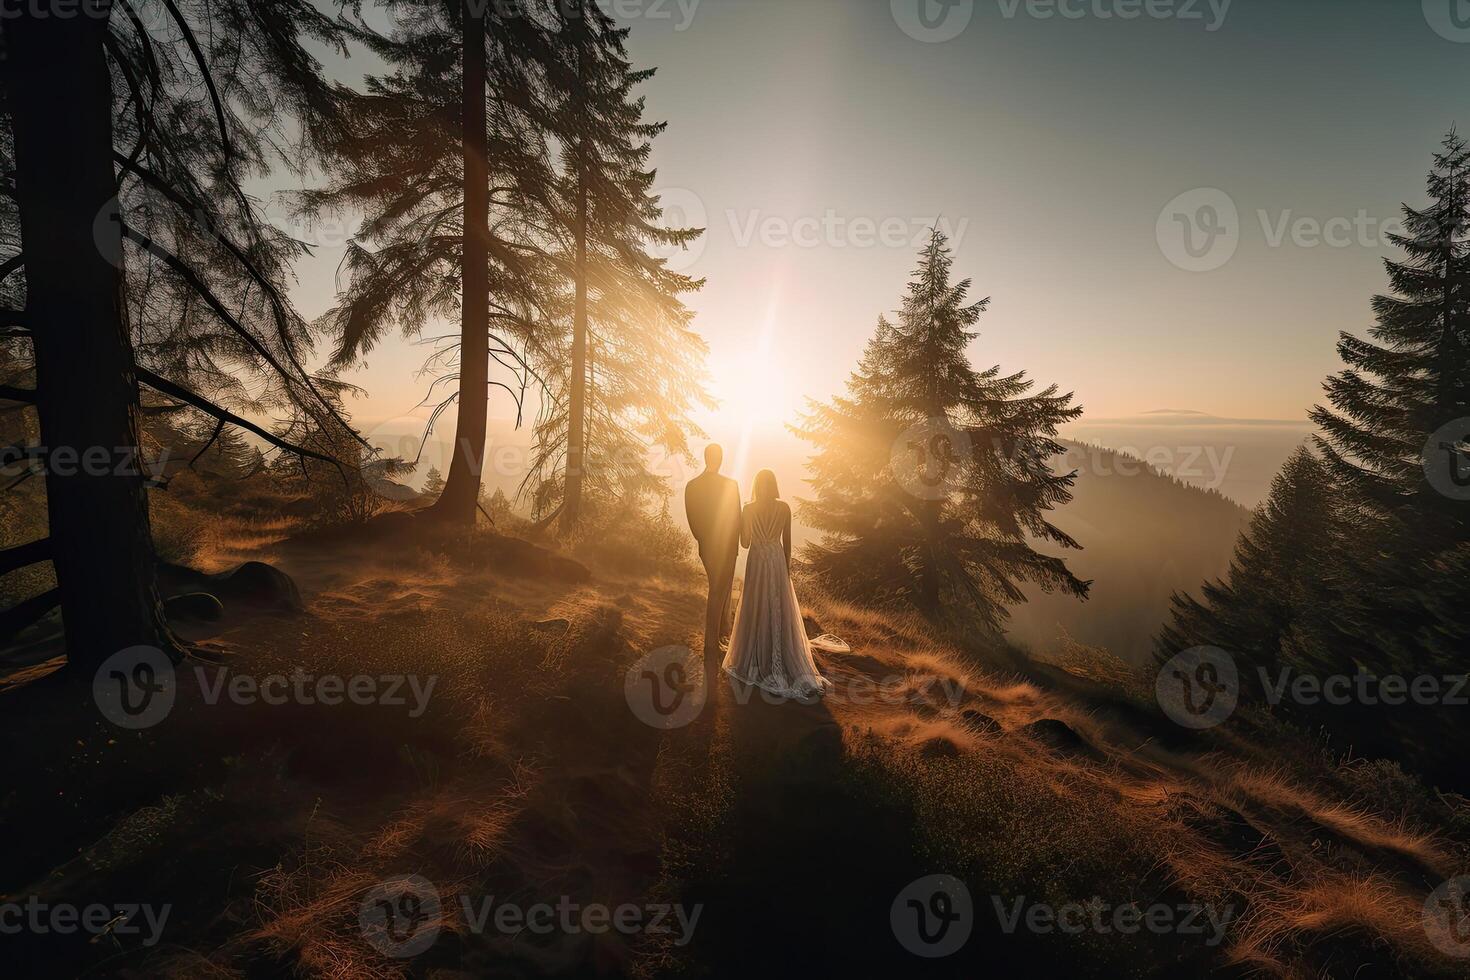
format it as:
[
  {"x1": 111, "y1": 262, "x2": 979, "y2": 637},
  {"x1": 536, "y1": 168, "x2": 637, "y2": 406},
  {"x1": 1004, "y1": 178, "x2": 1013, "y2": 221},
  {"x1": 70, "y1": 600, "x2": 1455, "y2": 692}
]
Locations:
[{"x1": 2, "y1": 512, "x2": 1469, "y2": 978}]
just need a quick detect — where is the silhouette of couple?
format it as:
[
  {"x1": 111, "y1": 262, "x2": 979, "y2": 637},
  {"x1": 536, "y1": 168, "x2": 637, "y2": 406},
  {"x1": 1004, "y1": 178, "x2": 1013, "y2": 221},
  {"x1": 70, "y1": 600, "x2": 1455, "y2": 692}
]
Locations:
[{"x1": 684, "y1": 444, "x2": 831, "y2": 699}]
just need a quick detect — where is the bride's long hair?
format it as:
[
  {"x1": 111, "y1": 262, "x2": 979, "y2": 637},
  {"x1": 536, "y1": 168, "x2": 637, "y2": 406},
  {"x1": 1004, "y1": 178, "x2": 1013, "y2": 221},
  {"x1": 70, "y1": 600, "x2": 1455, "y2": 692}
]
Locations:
[{"x1": 752, "y1": 469, "x2": 779, "y2": 503}]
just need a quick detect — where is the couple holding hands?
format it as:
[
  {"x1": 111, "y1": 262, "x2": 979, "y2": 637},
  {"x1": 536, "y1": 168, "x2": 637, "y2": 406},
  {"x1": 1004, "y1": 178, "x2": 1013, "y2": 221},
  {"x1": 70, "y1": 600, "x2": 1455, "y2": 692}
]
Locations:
[{"x1": 683, "y1": 444, "x2": 831, "y2": 700}]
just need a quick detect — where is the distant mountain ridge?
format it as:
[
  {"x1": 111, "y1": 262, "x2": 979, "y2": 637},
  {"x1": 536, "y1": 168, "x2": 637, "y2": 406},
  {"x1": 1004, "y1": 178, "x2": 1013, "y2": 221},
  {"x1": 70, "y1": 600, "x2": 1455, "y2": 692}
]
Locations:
[{"x1": 1007, "y1": 439, "x2": 1251, "y2": 666}]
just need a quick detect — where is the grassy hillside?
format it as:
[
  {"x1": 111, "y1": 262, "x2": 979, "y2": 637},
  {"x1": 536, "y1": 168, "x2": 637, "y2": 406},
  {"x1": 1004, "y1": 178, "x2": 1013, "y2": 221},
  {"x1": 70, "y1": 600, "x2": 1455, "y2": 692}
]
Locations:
[{"x1": 2, "y1": 503, "x2": 1466, "y2": 978}]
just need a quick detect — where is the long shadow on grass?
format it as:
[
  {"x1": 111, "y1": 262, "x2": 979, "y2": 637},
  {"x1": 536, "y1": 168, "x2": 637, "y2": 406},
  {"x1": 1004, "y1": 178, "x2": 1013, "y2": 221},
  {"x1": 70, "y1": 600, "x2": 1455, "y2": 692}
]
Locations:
[{"x1": 668, "y1": 678, "x2": 1246, "y2": 978}]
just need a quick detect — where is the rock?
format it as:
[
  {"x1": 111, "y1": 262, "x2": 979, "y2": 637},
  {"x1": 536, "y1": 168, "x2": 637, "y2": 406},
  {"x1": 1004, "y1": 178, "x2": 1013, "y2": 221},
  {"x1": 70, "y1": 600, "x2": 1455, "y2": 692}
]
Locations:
[
  {"x1": 960, "y1": 708, "x2": 1001, "y2": 734},
  {"x1": 216, "y1": 561, "x2": 303, "y2": 611},
  {"x1": 159, "y1": 560, "x2": 303, "y2": 612},
  {"x1": 919, "y1": 736, "x2": 960, "y2": 759},
  {"x1": 164, "y1": 592, "x2": 224, "y2": 622},
  {"x1": 1019, "y1": 718, "x2": 1102, "y2": 759}
]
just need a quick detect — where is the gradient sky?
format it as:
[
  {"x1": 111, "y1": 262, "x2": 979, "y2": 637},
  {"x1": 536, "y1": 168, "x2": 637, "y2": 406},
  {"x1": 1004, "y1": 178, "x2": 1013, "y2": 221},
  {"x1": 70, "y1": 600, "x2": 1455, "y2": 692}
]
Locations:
[{"x1": 275, "y1": 0, "x2": 1470, "y2": 498}]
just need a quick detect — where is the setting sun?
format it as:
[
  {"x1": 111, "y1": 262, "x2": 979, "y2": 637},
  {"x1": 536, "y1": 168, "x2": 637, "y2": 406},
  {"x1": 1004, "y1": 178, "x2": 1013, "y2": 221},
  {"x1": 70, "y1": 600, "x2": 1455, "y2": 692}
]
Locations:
[{"x1": 706, "y1": 297, "x2": 800, "y2": 485}]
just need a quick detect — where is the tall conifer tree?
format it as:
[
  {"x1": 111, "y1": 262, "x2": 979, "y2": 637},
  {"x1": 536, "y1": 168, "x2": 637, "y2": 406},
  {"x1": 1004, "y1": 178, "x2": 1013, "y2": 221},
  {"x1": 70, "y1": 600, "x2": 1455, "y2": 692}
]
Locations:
[
  {"x1": 527, "y1": 0, "x2": 707, "y2": 530},
  {"x1": 797, "y1": 230, "x2": 1088, "y2": 629}
]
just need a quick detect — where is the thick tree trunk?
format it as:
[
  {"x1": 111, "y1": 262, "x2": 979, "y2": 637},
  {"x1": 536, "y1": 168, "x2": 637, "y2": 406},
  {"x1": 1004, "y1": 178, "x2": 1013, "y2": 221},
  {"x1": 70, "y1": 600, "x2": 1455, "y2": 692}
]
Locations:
[
  {"x1": 918, "y1": 497, "x2": 942, "y2": 614},
  {"x1": 430, "y1": 0, "x2": 492, "y2": 528},
  {"x1": 562, "y1": 163, "x2": 589, "y2": 531},
  {"x1": 4, "y1": 5, "x2": 177, "y2": 664}
]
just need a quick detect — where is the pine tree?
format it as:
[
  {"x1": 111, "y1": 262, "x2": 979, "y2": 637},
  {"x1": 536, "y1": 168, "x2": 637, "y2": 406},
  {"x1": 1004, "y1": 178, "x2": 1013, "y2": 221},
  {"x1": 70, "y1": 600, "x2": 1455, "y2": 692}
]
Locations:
[
  {"x1": 422, "y1": 466, "x2": 446, "y2": 498},
  {"x1": 530, "y1": 0, "x2": 707, "y2": 530},
  {"x1": 1305, "y1": 132, "x2": 1470, "y2": 683},
  {"x1": 1158, "y1": 134, "x2": 1470, "y2": 790},
  {"x1": 1155, "y1": 446, "x2": 1342, "y2": 697},
  {"x1": 483, "y1": 485, "x2": 514, "y2": 526},
  {"x1": 796, "y1": 230, "x2": 1088, "y2": 629},
  {"x1": 1, "y1": 0, "x2": 356, "y2": 660},
  {"x1": 304, "y1": 0, "x2": 567, "y2": 528},
  {"x1": 1312, "y1": 131, "x2": 1470, "y2": 537}
]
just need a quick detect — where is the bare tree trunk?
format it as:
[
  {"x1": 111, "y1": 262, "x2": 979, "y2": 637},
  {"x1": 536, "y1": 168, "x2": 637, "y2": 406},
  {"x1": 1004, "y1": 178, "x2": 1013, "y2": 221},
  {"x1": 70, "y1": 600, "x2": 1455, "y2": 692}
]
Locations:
[
  {"x1": 3, "y1": 3, "x2": 177, "y2": 664},
  {"x1": 430, "y1": 0, "x2": 491, "y2": 528},
  {"x1": 562, "y1": 155, "x2": 589, "y2": 531},
  {"x1": 560, "y1": 4, "x2": 591, "y2": 533}
]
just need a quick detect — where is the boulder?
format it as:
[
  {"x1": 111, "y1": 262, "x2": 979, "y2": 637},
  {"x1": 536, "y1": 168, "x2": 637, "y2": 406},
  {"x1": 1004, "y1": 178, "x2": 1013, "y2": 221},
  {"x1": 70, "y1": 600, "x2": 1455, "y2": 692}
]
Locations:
[
  {"x1": 1019, "y1": 718, "x2": 1103, "y2": 760},
  {"x1": 919, "y1": 736, "x2": 961, "y2": 759},
  {"x1": 158, "y1": 560, "x2": 303, "y2": 613},
  {"x1": 164, "y1": 592, "x2": 224, "y2": 622},
  {"x1": 215, "y1": 561, "x2": 303, "y2": 610}
]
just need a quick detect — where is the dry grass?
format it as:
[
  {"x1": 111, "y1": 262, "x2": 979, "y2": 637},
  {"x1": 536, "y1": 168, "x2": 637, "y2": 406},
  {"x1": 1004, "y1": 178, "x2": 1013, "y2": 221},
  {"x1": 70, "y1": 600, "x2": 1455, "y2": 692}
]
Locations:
[
  {"x1": 6, "y1": 508, "x2": 1469, "y2": 978},
  {"x1": 788, "y1": 587, "x2": 1470, "y2": 978}
]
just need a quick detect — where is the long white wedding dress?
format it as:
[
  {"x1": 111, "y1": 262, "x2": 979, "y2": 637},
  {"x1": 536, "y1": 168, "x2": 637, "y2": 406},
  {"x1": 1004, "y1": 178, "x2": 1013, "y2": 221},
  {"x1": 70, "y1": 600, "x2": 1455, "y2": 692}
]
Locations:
[{"x1": 721, "y1": 501, "x2": 833, "y2": 698}]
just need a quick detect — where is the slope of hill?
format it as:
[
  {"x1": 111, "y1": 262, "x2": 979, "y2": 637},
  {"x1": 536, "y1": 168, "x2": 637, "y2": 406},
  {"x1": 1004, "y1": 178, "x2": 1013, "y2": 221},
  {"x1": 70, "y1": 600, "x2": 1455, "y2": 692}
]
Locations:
[
  {"x1": 1007, "y1": 440, "x2": 1251, "y2": 666},
  {"x1": 2, "y1": 515, "x2": 1465, "y2": 978}
]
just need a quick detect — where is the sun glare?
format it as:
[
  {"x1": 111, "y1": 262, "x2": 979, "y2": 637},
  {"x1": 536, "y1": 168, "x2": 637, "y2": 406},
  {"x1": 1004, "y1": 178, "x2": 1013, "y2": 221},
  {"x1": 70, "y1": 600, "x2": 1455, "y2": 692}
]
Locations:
[{"x1": 718, "y1": 296, "x2": 796, "y2": 482}]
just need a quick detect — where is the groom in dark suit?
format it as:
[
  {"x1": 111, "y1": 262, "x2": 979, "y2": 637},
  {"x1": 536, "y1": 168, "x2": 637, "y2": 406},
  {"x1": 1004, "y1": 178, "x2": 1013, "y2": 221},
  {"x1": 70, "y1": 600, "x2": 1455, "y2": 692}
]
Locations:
[{"x1": 684, "y1": 444, "x2": 742, "y2": 666}]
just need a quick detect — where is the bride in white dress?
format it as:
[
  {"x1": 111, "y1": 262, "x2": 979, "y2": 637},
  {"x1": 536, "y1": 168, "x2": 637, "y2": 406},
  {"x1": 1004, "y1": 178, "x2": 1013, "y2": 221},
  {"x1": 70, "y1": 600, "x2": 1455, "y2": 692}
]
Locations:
[{"x1": 722, "y1": 470, "x2": 833, "y2": 699}]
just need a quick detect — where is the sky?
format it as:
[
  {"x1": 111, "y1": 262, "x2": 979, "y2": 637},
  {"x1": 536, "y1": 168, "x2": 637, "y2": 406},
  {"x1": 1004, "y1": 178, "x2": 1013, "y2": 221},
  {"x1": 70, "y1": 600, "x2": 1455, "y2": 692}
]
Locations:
[{"x1": 274, "y1": 0, "x2": 1470, "y2": 504}]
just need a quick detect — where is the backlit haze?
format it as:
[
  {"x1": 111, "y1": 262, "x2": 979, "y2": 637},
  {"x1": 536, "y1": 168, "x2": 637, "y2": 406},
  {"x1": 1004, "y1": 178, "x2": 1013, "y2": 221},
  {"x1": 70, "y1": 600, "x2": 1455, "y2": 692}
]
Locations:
[{"x1": 272, "y1": 0, "x2": 1470, "y2": 509}]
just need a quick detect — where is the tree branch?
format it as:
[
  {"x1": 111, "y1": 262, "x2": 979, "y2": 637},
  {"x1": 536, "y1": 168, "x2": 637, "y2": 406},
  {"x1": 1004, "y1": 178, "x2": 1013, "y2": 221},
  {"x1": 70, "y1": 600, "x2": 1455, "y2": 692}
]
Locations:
[
  {"x1": 0, "y1": 588, "x2": 60, "y2": 642},
  {"x1": 135, "y1": 367, "x2": 348, "y2": 482},
  {"x1": 0, "y1": 537, "x2": 50, "y2": 577},
  {"x1": 115, "y1": 157, "x2": 370, "y2": 451}
]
